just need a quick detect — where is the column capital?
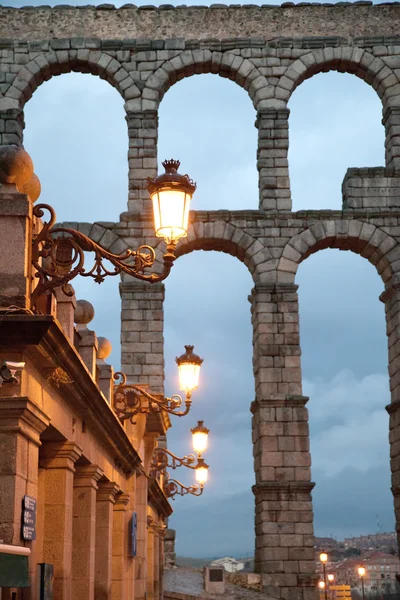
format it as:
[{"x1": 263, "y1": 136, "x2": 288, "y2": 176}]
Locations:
[
  {"x1": 251, "y1": 395, "x2": 309, "y2": 414},
  {"x1": 74, "y1": 464, "x2": 104, "y2": 489},
  {"x1": 119, "y1": 280, "x2": 165, "y2": 296},
  {"x1": 40, "y1": 441, "x2": 82, "y2": 472},
  {"x1": 114, "y1": 493, "x2": 130, "y2": 510},
  {"x1": 380, "y1": 280, "x2": 400, "y2": 304},
  {"x1": 249, "y1": 282, "x2": 299, "y2": 302},
  {"x1": 97, "y1": 481, "x2": 121, "y2": 503},
  {"x1": 0, "y1": 396, "x2": 50, "y2": 445},
  {"x1": 382, "y1": 105, "x2": 400, "y2": 126},
  {"x1": 256, "y1": 107, "x2": 290, "y2": 127},
  {"x1": 252, "y1": 481, "x2": 315, "y2": 496}
]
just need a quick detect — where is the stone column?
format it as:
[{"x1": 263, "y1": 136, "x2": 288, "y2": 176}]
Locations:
[
  {"x1": 55, "y1": 287, "x2": 76, "y2": 342},
  {"x1": 112, "y1": 493, "x2": 130, "y2": 600},
  {"x1": 72, "y1": 465, "x2": 104, "y2": 600},
  {"x1": 126, "y1": 110, "x2": 158, "y2": 214},
  {"x1": 95, "y1": 482, "x2": 121, "y2": 600},
  {"x1": 0, "y1": 108, "x2": 25, "y2": 146},
  {"x1": 250, "y1": 283, "x2": 316, "y2": 600},
  {"x1": 164, "y1": 529, "x2": 176, "y2": 568},
  {"x1": 153, "y1": 524, "x2": 161, "y2": 600},
  {"x1": 134, "y1": 474, "x2": 149, "y2": 600},
  {"x1": 381, "y1": 278, "x2": 400, "y2": 551},
  {"x1": 0, "y1": 397, "x2": 49, "y2": 598},
  {"x1": 256, "y1": 108, "x2": 291, "y2": 212},
  {"x1": 147, "y1": 517, "x2": 156, "y2": 600},
  {"x1": 40, "y1": 441, "x2": 82, "y2": 600},
  {"x1": 120, "y1": 281, "x2": 165, "y2": 393},
  {"x1": 382, "y1": 106, "x2": 400, "y2": 169}
]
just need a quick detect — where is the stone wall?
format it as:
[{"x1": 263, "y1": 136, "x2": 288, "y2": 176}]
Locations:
[{"x1": 5, "y1": 4, "x2": 400, "y2": 600}]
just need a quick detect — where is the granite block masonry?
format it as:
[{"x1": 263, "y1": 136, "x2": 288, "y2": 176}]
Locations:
[{"x1": 5, "y1": 3, "x2": 400, "y2": 599}]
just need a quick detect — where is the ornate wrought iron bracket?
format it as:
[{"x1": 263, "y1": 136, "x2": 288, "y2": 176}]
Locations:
[
  {"x1": 163, "y1": 473, "x2": 203, "y2": 500},
  {"x1": 151, "y1": 446, "x2": 197, "y2": 473},
  {"x1": 31, "y1": 203, "x2": 177, "y2": 304},
  {"x1": 112, "y1": 372, "x2": 191, "y2": 423}
]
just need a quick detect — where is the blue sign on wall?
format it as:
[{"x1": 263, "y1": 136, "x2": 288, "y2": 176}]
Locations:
[{"x1": 130, "y1": 512, "x2": 137, "y2": 557}]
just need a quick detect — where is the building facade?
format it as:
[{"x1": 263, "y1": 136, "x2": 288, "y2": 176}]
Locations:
[
  {"x1": 0, "y1": 153, "x2": 172, "y2": 599},
  {"x1": 2, "y1": 3, "x2": 400, "y2": 600}
]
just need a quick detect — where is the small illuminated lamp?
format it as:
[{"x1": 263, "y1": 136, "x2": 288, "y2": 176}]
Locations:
[
  {"x1": 195, "y1": 458, "x2": 209, "y2": 487},
  {"x1": 320, "y1": 551, "x2": 328, "y2": 564},
  {"x1": 358, "y1": 566, "x2": 366, "y2": 578},
  {"x1": 176, "y1": 345, "x2": 203, "y2": 400},
  {"x1": 328, "y1": 574, "x2": 334, "y2": 583},
  {"x1": 191, "y1": 421, "x2": 210, "y2": 457},
  {"x1": 147, "y1": 159, "x2": 196, "y2": 246},
  {"x1": 318, "y1": 581, "x2": 325, "y2": 590}
]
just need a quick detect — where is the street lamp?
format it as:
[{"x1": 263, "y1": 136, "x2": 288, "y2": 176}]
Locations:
[
  {"x1": 320, "y1": 551, "x2": 328, "y2": 600},
  {"x1": 163, "y1": 460, "x2": 209, "y2": 500},
  {"x1": 31, "y1": 159, "x2": 196, "y2": 306},
  {"x1": 112, "y1": 346, "x2": 203, "y2": 421},
  {"x1": 328, "y1": 574, "x2": 334, "y2": 584},
  {"x1": 151, "y1": 422, "x2": 210, "y2": 472},
  {"x1": 358, "y1": 566, "x2": 366, "y2": 600},
  {"x1": 318, "y1": 581, "x2": 326, "y2": 591}
]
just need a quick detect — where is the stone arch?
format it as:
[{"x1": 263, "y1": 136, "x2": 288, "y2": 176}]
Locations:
[
  {"x1": 277, "y1": 219, "x2": 399, "y2": 284},
  {"x1": 143, "y1": 50, "x2": 269, "y2": 109},
  {"x1": 5, "y1": 51, "x2": 139, "y2": 107},
  {"x1": 175, "y1": 219, "x2": 271, "y2": 283},
  {"x1": 59, "y1": 222, "x2": 129, "y2": 256},
  {"x1": 276, "y1": 48, "x2": 400, "y2": 107}
]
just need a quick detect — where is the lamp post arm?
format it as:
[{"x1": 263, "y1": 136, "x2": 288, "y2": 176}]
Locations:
[
  {"x1": 31, "y1": 204, "x2": 177, "y2": 305},
  {"x1": 163, "y1": 475, "x2": 203, "y2": 500},
  {"x1": 112, "y1": 372, "x2": 191, "y2": 423},
  {"x1": 151, "y1": 447, "x2": 197, "y2": 472}
]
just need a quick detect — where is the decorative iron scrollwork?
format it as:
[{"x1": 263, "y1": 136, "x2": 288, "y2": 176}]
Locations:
[
  {"x1": 112, "y1": 371, "x2": 192, "y2": 423},
  {"x1": 163, "y1": 472, "x2": 203, "y2": 500},
  {"x1": 151, "y1": 446, "x2": 197, "y2": 472},
  {"x1": 31, "y1": 203, "x2": 177, "y2": 304}
]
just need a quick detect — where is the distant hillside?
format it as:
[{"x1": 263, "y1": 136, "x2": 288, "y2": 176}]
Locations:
[{"x1": 175, "y1": 556, "x2": 214, "y2": 568}]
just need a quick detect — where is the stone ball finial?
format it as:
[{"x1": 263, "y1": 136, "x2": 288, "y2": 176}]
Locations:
[
  {"x1": 74, "y1": 299, "x2": 95, "y2": 325},
  {"x1": 97, "y1": 336, "x2": 112, "y2": 360},
  {"x1": 18, "y1": 172, "x2": 41, "y2": 202},
  {"x1": 0, "y1": 145, "x2": 34, "y2": 188}
]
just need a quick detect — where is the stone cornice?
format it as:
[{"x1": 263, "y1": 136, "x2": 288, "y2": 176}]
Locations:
[
  {"x1": 0, "y1": 396, "x2": 50, "y2": 446},
  {"x1": 1, "y1": 4, "x2": 400, "y2": 43},
  {"x1": 0, "y1": 315, "x2": 141, "y2": 476},
  {"x1": 148, "y1": 476, "x2": 173, "y2": 518},
  {"x1": 253, "y1": 481, "x2": 315, "y2": 495},
  {"x1": 251, "y1": 395, "x2": 309, "y2": 413}
]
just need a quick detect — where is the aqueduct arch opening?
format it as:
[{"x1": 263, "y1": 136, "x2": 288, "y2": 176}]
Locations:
[{"x1": 5, "y1": 3, "x2": 400, "y2": 599}]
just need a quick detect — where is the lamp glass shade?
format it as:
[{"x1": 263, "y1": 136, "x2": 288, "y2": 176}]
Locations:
[
  {"x1": 328, "y1": 574, "x2": 334, "y2": 582},
  {"x1": 358, "y1": 567, "x2": 366, "y2": 577},
  {"x1": 151, "y1": 188, "x2": 191, "y2": 243},
  {"x1": 192, "y1": 430, "x2": 208, "y2": 455},
  {"x1": 179, "y1": 363, "x2": 200, "y2": 394},
  {"x1": 318, "y1": 582, "x2": 325, "y2": 590},
  {"x1": 319, "y1": 552, "x2": 328, "y2": 563},
  {"x1": 195, "y1": 466, "x2": 208, "y2": 486}
]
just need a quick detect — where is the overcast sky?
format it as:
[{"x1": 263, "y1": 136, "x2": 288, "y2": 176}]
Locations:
[{"x1": 6, "y1": 0, "x2": 394, "y2": 558}]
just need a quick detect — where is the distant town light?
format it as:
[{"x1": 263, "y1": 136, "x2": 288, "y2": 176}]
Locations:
[
  {"x1": 328, "y1": 574, "x2": 334, "y2": 583},
  {"x1": 358, "y1": 566, "x2": 366, "y2": 578},
  {"x1": 318, "y1": 581, "x2": 325, "y2": 590}
]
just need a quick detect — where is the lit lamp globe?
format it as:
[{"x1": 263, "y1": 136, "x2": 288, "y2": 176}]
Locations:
[
  {"x1": 318, "y1": 582, "x2": 325, "y2": 590},
  {"x1": 320, "y1": 551, "x2": 328, "y2": 563},
  {"x1": 191, "y1": 421, "x2": 209, "y2": 457},
  {"x1": 358, "y1": 567, "x2": 366, "y2": 578},
  {"x1": 195, "y1": 458, "x2": 209, "y2": 487},
  {"x1": 328, "y1": 574, "x2": 334, "y2": 583},
  {"x1": 176, "y1": 345, "x2": 203, "y2": 399},
  {"x1": 147, "y1": 159, "x2": 196, "y2": 246}
]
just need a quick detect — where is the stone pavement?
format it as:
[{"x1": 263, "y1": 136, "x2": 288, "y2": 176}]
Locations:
[{"x1": 164, "y1": 567, "x2": 269, "y2": 600}]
